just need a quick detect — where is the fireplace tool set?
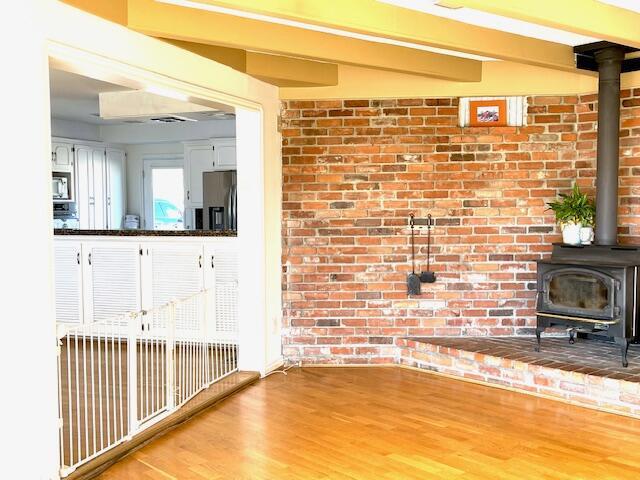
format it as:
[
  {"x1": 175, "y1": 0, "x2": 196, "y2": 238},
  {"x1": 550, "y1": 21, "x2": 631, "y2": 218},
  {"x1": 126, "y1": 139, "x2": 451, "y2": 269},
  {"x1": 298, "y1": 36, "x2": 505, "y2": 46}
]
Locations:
[{"x1": 407, "y1": 213, "x2": 436, "y2": 295}]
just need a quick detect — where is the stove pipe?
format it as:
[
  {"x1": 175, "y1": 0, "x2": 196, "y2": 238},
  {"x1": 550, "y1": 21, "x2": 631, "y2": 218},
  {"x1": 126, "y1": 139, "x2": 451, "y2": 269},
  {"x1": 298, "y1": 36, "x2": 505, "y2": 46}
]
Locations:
[{"x1": 594, "y1": 46, "x2": 625, "y2": 246}]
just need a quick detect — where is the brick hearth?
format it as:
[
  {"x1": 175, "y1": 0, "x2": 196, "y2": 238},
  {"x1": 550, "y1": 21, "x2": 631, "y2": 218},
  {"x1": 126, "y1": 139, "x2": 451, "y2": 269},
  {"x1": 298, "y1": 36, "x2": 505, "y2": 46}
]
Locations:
[{"x1": 398, "y1": 337, "x2": 640, "y2": 417}]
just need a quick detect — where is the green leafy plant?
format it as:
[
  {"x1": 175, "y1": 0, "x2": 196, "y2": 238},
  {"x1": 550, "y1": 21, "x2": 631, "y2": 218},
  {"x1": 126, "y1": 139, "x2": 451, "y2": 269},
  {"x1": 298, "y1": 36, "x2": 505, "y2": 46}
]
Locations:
[{"x1": 547, "y1": 184, "x2": 595, "y2": 227}]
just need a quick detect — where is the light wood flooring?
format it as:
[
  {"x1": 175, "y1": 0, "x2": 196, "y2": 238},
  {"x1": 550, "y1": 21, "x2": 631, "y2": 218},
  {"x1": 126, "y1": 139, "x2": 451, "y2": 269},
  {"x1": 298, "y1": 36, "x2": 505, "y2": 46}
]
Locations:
[{"x1": 98, "y1": 367, "x2": 640, "y2": 479}]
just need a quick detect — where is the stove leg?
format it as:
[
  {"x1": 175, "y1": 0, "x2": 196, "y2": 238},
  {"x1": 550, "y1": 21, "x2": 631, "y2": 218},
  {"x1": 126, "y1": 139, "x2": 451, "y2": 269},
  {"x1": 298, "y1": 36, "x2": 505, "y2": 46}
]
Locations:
[
  {"x1": 615, "y1": 337, "x2": 629, "y2": 368},
  {"x1": 535, "y1": 328, "x2": 543, "y2": 352},
  {"x1": 569, "y1": 329, "x2": 576, "y2": 344}
]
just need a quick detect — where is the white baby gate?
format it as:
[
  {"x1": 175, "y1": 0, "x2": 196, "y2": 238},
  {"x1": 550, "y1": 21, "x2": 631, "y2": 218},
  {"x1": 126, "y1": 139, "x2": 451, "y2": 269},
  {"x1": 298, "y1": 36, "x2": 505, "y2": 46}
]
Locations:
[{"x1": 56, "y1": 289, "x2": 238, "y2": 477}]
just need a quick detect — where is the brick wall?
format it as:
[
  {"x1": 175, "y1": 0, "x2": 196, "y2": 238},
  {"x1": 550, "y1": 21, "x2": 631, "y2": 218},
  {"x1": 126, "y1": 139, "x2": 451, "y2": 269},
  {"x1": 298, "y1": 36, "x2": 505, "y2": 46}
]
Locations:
[{"x1": 281, "y1": 90, "x2": 640, "y2": 364}]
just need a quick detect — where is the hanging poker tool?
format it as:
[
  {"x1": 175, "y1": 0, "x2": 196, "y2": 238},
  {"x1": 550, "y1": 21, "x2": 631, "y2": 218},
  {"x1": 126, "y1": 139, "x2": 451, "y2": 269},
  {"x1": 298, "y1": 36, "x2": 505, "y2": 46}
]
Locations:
[
  {"x1": 407, "y1": 214, "x2": 421, "y2": 295},
  {"x1": 420, "y1": 213, "x2": 436, "y2": 283}
]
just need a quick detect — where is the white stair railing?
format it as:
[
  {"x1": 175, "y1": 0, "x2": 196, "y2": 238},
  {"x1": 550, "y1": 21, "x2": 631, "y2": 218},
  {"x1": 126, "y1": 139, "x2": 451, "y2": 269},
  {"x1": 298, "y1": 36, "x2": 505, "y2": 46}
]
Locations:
[{"x1": 56, "y1": 289, "x2": 238, "y2": 478}]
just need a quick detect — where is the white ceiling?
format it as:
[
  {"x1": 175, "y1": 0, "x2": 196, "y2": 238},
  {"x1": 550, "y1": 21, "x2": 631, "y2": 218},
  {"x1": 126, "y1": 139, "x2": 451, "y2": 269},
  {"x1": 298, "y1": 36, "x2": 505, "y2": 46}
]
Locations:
[
  {"x1": 49, "y1": 69, "x2": 235, "y2": 126},
  {"x1": 379, "y1": 0, "x2": 599, "y2": 46},
  {"x1": 49, "y1": 69, "x2": 132, "y2": 125}
]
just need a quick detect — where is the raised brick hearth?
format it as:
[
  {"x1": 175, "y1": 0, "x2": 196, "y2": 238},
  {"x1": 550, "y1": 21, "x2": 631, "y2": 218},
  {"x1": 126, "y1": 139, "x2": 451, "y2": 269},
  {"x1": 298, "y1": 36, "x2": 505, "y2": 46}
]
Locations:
[{"x1": 398, "y1": 337, "x2": 640, "y2": 417}]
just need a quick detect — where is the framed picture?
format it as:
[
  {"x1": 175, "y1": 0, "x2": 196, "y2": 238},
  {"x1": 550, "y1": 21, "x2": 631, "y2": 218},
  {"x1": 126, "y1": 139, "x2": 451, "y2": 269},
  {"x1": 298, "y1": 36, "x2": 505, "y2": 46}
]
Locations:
[{"x1": 468, "y1": 99, "x2": 507, "y2": 127}]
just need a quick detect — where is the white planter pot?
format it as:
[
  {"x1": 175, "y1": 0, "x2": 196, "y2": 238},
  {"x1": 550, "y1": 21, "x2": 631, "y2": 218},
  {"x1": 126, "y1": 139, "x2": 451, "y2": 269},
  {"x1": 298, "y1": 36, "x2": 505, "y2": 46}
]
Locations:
[
  {"x1": 580, "y1": 226, "x2": 594, "y2": 245},
  {"x1": 561, "y1": 223, "x2": 582, "y2": 245}
]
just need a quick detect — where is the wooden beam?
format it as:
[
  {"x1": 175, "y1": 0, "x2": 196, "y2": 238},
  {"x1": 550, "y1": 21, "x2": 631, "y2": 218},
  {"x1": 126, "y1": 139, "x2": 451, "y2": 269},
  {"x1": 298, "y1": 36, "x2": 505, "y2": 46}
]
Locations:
[
  {"x1": 185, "y1": 0, "x2": 577, "y2": 71},
  {"x1": 60, "y1": 0, "x2": 128, "y2": 25},
  {"x1": 453, "y1": 0, "x2": 640, "y2": 50},
  {"x1": 127, "y1": 0, "x2": 482, "y2": 82},
  {"x1": 162, "y1": 40, "x2": 339, "y2": 87}
]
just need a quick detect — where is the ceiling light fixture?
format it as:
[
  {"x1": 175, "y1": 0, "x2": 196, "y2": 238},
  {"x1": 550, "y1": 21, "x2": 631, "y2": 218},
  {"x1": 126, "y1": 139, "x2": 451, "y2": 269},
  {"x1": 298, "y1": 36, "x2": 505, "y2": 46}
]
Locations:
[{"x1": 157, "y1": 0, "x2": 495, "y2": 61}]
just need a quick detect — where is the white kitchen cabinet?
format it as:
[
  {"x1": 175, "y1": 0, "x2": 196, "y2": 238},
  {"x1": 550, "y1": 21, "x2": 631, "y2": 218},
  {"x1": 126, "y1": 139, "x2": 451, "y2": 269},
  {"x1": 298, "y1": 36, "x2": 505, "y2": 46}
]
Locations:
[
  {"x1": 51, "y1": 141, "x2": 73, "y2": 172},
  {"x1": 106, "y1": 148, "x2": 126, "y2": 229},
  {"x1": 82, "y1": 242, "x2": 141, "y2": 323},
  {"x1": 183, "y1": 139, "x2": 236, "y2": 228},
  {"x1": 212, "y1": 138, "x2": 236, "y2": 170},
  {"x1": 184, "y1": 141, "x2": 214, "y2": 209},
  {"x1": 75, "y1": 144, "x2": 107, "y2": 230},
  {"x1": 204, "y1": 243, "x2": 238, "y2": 340},
  {"x1": 54, "y1": 241, "x2": 83, "y2": 323},
  {"x1": 142, "y1": 241, "x2": 204, "y2": 302},
  {"x1": 54, "y1": 237, "x2": 238, "y2": 337}
]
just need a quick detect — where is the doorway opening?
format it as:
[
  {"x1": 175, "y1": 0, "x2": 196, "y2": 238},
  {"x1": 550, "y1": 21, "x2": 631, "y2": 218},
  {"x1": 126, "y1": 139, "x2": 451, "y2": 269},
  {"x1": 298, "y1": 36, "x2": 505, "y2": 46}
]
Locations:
[{"x1": 143, "y1": 157, "x2": 184, "y2": 230}]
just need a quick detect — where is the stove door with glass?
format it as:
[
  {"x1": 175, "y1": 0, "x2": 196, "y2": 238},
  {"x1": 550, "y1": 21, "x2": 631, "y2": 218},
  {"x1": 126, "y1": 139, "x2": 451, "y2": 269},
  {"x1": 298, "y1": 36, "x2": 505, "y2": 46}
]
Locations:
[{"x1": 535, "y1": 261, "x2": 637, "y2": 366}]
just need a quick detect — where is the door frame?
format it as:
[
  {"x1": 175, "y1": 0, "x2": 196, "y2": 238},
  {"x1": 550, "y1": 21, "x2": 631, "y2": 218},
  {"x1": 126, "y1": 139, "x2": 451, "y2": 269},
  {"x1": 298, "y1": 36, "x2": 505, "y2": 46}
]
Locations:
[
  {"x1": 48, "y1": 21, "x2": 282, "y2": 377},
  {"x1": 142, "y1": 155, "x2": 185, "y2": 230}
]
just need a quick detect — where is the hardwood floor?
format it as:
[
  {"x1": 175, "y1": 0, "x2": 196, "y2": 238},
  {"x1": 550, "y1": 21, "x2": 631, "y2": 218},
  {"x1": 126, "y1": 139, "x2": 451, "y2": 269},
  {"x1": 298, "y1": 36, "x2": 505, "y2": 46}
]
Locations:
[{"x1": 98, "y1": 367, "x2": 640, "y2": 479}]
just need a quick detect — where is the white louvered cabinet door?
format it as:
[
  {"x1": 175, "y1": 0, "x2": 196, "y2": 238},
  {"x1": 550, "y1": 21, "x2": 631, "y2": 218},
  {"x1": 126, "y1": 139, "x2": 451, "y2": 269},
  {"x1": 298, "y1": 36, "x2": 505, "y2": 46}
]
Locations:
[
  {"x1": 142, "y1": 243, "x2": 204, "y2": 331},
  {"x1": 54, "y1": 241, "x2": 83, "y2": 323},
  {"x1": 204, "y1": 243, "x2": 238, "y2": 341},
  {"x1": 83, "y1": 242, "x2": 141, "y2": 323}
]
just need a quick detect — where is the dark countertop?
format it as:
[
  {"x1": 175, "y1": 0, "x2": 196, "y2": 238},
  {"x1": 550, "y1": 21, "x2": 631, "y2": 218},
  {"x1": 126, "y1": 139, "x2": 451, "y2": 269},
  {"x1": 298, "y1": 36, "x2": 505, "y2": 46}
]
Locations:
[{"x1": 54, "y1": 229, "x2": 237, "y2": 237}]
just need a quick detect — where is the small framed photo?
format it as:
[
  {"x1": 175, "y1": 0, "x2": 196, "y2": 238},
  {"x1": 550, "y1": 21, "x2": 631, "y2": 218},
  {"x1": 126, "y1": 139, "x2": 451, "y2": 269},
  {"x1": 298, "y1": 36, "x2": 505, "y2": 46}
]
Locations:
[{"x1": 469, "y1": 99, "x2": 507, "y2": 127}]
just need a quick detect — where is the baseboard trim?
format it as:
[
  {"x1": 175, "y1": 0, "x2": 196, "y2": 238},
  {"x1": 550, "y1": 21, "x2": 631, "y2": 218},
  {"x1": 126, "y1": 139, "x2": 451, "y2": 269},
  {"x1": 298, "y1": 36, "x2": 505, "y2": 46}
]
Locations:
[
  {"x1": 264, "y1": 356, "x2": 285, "y2": 375},
  {"x1": 65, "y1": 371, "x2": 260, "y2": 480}
]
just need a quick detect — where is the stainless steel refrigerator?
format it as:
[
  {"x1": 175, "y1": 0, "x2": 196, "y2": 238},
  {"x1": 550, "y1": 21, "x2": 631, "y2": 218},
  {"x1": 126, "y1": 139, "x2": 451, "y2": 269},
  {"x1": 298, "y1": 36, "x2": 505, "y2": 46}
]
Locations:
[{"x1": 202, "y1": 171, "x2": 237, "y2": 231}]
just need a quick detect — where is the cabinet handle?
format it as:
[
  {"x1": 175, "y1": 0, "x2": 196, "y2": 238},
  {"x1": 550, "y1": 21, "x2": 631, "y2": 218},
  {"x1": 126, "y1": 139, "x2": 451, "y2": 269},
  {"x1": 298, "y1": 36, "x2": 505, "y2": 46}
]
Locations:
[
  {"x1": 212, "y1": 160, "x2": 216, "y2": 167},
  {"x1": 187, "y1": 190, "x2": 190, "y2": 200},
  {"x1": 211, "y1": 256, "x2": 214, "y2": 269},
  {"x1": 77, "y1": 252, "x2": 80, "y2": 265},
  {"x1": 198, "y1": 255, "x2": 202, "y2": 268},
  {"x1": 88, "y1": 253, "x2": 92, "y2": 265}
]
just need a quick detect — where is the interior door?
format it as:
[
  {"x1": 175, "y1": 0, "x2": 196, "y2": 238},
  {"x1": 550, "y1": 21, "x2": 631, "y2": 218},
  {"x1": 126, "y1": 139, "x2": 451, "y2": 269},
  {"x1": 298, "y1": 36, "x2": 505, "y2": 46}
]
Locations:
[
  {"x1": 54, "y1": 241, "x2": 83, "y2": 323},
  {"x1": 106, "y1": 148, "x2": 126, "y2": 229},
  {"x1": 83, "y1": 242, "x2": 141, "y2": 323}
]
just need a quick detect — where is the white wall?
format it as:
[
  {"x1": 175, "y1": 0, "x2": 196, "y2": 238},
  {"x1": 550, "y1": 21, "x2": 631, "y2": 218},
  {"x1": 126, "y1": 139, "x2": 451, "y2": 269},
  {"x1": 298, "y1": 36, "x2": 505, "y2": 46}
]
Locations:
[
  {"x1": 51, "y1": 117, "x2": 100, "y2": 140},
  {"x1": 1, "y1": 1, "x2": 59, "y2": 478}
]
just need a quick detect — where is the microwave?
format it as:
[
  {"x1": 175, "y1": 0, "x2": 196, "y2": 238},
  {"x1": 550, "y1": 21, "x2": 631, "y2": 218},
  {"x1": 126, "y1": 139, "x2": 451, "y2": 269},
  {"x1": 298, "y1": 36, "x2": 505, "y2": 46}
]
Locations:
[{"x1": 52, "y1": 172, "x2": 72, "y2": 202}]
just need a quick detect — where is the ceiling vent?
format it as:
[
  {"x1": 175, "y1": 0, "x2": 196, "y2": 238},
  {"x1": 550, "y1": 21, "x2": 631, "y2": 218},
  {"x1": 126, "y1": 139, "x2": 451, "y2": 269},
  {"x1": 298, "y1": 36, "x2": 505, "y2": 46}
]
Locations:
[{"x1": 149, "y1": 115, "x2": 195, "y2": 123}]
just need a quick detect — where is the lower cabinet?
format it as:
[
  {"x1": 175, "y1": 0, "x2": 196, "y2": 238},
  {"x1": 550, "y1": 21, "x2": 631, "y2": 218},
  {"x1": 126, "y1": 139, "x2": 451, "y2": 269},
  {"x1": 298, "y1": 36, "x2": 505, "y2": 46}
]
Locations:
[{"x1": 54, "y1": 237, "x2": 238, "y2": 338}]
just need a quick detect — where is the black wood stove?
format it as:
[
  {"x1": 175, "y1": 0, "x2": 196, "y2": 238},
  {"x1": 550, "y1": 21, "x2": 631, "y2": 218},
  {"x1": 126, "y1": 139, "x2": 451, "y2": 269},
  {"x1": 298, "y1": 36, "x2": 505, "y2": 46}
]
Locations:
[
  {"x1": 536, "y1": 245, "x2": 640, "y2": 366},
  {"x1": 536, "y1": 42, "x2": 640, "y2": 367}
]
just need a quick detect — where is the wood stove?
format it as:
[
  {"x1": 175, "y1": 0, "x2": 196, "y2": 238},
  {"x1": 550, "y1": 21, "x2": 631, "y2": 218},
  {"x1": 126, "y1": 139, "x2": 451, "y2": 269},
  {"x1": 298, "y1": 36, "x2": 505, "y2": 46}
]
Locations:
[
  {"x1": 536, "y1": 42, "x2": 640, "y2": 367},
  {"x1": 536, "y1": 244, "x2": 640, "y2": 366}
]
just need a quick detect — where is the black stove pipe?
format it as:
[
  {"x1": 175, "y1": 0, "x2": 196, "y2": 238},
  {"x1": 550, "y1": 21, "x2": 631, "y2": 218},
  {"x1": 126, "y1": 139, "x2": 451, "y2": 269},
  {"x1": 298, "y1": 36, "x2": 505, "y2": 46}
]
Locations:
[{"x1": 594, "y1": 46, "x2": 625, "y2": 246}]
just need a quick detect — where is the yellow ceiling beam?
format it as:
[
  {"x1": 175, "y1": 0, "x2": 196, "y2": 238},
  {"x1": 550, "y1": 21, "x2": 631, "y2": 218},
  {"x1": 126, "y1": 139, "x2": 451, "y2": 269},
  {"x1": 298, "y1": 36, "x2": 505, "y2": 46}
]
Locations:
[
  {"x1": 162, "y1": 40, "x2": 339, "y2": 87},
  {"x1": 61, "y1": 0, "x2": 128, "y2": 25},
  {"x1": 187, "y1": 0, "x2": 577, "y2": 71},
  {"x1": 127, "y1": 0, "x2": 482, "y2": 82},
  {"x1": 453, "y1": 0, "x2": 640, "y2": 50}
]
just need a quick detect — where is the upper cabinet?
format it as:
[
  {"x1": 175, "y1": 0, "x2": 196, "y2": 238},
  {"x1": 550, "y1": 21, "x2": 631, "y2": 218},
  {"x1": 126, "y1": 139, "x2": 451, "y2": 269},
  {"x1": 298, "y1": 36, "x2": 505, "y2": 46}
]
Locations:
[
  {"x1": 184, "y1": 138, "x2": 236, "y2": 209},
  {"x1": 184, "y1": 141, "x2": 214, "y2": 208},
  {"x1": 52, "y1": 141, "x2": 73, "y2": 172},
  {"x1": 213, "y1": 138, "x2": 237, "y2": 170}
]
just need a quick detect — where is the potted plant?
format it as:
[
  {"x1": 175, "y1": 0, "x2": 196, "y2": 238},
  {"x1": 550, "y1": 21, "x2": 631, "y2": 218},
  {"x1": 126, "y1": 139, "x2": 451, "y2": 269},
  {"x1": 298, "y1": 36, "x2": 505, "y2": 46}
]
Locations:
[{"x1": 547, "y1": 184, "x2": 596, "y2": 245}]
